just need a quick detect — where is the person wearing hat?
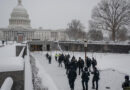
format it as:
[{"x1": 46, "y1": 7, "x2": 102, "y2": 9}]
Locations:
[
  {"x1": 81, "y1": 67, "x2": 90, "y2": 90},
  {"x1": 122, "y1": 75, "x2": 130, "y2": 89}
]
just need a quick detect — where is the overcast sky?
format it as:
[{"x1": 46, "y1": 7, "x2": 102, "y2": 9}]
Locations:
[{"x1": 0, "y1": 0, "x2": 101, "y2": 30}]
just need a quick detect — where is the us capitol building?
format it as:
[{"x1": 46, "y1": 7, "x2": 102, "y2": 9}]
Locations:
[{"x1": 0, "y1": 0, "x2": 68, "y2": 42}]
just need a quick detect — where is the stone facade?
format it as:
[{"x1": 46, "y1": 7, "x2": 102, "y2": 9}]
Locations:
[{"x1": 0, "y1": 0, "x2": 68, "y2": 42}]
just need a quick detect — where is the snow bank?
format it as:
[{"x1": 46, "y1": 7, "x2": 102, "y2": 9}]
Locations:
[
  {"x1": 0, "y1": 77, "x2": 13, "y2": 90},
  {"x1": 0, "y1": 57, "x2": 24, "y2": 72},
  {"x1": 32, "y1": 53, "x2": 58, "y2": 90},
  {"x1": 36, "y1": 60, "x2": 58, "y2": 90}
]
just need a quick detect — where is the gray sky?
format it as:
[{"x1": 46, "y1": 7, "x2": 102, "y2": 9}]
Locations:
[{"x1": 0, "y1": 0, "x2": 101, "y2": 30}]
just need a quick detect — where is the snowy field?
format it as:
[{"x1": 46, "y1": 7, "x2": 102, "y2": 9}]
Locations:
[{"x1": 31, "y1": 51, "x2": 130, "y2": 90}]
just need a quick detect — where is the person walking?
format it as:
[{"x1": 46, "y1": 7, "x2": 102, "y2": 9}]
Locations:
[
  {"x1": 91, "y1": 67, "x2": 100, "y2": 90},
  {"x1": 48, "y1": 55, "x2": 52, "y2": 64},
  {"x1": 86, "y1": 57, "x2": 92, "y2": 72},
  {"x1": 91, "y1": 57, "x2": 97, "y2": 71},
  {"x1": 55, "y1": 53, "x2": 58, "y2": 61},
  {"x1": 81, "y1": 67, "x2": 90, "y2": 90},
  {"x1": 68, "y1": 67, "x2": 77, "y2": 90},
  {"x1": 78, "y1": 57, "x2": 84, "y2": 75}
]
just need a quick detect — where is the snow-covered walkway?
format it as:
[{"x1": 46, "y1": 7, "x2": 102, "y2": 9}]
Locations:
[{"x1": 31, "y1": 51, "x2": 130, "y2": 90}]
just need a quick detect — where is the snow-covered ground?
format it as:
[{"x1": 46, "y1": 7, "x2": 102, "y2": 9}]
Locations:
[
  {"x1": 31, "y1": 51, "x2": 130, "y2": 90},
  {"x1": 0, "y1": 44, "x2": 24, "y2": 72}
]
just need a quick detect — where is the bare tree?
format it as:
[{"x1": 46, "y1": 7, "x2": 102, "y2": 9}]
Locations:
[
  {"x1": 116, "y1": 27, "x2": 128, "y2": 41},
  {"x1": 66, "y1": 19, "x2": 86, "y2": 40},
  {"x1": 90, "y1": 0, "x2": 130, "y2": 41},
  {"x1": 88, "y1": 29, "x2": 103, "y2": 41}
]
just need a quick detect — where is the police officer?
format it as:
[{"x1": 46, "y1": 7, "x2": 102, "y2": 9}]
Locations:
[
  {"x1": 86, "y1": 57, "x2": 91, "y2": 72},
  {"x1": 48, "y1": 55, "x2": 52, "y2": 64},
  {"x1": 81, "y1": 67, "x2": 90, "y2": 90},
  {"x1": 122, "y1": 75, "x2": 130, "y2": 89},
  {"x1": 91, "y1": 57, "x2": 97, "y2": 71},
  {"x1": 68, "y1": 67, "x2": 77, "y2": 90},
  {"x1": 91, "y1": 67, "x2": 100, "y2": 90},
  {"x1": 78, "y1": 57, "x2": 84, "y2": 75}
]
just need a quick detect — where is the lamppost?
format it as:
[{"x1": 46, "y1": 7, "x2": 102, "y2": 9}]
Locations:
[{"x1": 84, "y1": 40, "x2": 88, "y2": 60}]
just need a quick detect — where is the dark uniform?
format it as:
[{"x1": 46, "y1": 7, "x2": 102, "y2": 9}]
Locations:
[
  {"x1": 91, "y1": 57, "x2": 97, "y2": 71},
  {"x1": 122, "y1": 76, "x2": 130, "y2": 89},
  {"x1": 78, "y1": 57, "x2": 84, "y2": 75},
  {"x1": 46, "y1": 53, "x2": 49, "y2": 59},
  {"x1": 68, "y1": 68, "x2": 77, "y2": 90},
  {"x1": 92, "y1": 67, "x2": 100, "y2": 90},
  {"x1": 58, "y1": 54, "x2": 64, "y2": 67},
  {"x1": 86, "y1": 57, "x2": 91, "y2": 71},
  {"x1": 81, "y1": 67, "x2": 90, "y2": 90},
  {"x1": 48, "y1": 55, "x2": 51, "y2": 64}
]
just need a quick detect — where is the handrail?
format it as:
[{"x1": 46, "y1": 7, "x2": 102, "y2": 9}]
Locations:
[
  {"x1": 24, "y1": 44, "x2": 33, "y2": 90},
  {"x1": 18, "y1": 47, "x2": 25, "y2": 57},
  {"x1": 0, "y1": 77, "x2": 13, "y2": 90}
]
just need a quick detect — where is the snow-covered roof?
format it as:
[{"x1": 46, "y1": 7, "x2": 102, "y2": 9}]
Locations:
[{"x1": 0, "y1": 57, "x2": 24, "y2": 72}]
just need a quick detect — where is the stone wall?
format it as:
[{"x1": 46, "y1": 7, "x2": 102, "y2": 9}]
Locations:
[
  {"x1": 28, "y1": 41, "x2": 130, "y2": 53},
  {"x1": 0, "y1": 71, "x2": 24, "y2": 90},
  {"x1": 59, "y1": 42, "x2": 130, "y2": 53}
]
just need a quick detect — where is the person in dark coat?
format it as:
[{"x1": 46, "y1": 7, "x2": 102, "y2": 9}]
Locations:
[
  {"x1": 78, "y1": 57, "x2": 84, "y2": 75},
  {"x1": 86, "y1": 57, "x2": 91, "y2": 72},
  {"x1": 91, "y1": 67, "x2": 100, "y2": 90},
  {"x1": 58, "y1": 54, "x2": 64, "y2": 67},
  {"x1": 81, "y1": 67, "x2": 90, "y2": 90},
  {"x1": 70, "y1": 57, "x2": 78, "y2": 72},
  {"x1": 68, "y1": 67, "x2": 77, "y2": 90},
  {"x1": 48, "y1": 55, "x2": 52, "y2": 64},
  {"x1": 46, "y1": 53, "x2": 49, "y2": 59},
  {"x1": 65, "y1": 55, "x2": 70, "y2": 70},
  {"x1": 122, "y1": 75, "x2": 130, "y2": 89},
  {"x1": 91, "y1": 57, "x2": 97, "y2": 71}
]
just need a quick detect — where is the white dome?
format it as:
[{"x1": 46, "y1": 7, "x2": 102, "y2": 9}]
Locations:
[
  {"x1": 12, "y1": 5, "x2": 28, "y2": 15},
  {"x1": 9, "y1": 0, "x2": 31, "y2": 29}
]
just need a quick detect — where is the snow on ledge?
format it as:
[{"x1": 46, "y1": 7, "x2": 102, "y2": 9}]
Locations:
[{"x1": 0, "y1": 57, "x2": 24, "y2": 72}]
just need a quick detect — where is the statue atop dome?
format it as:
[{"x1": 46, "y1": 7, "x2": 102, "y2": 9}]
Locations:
[{"x1": 18, "y1": 0, "x2": 22, "y2": 5}]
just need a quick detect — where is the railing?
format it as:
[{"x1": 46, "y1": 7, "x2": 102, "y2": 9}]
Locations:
[
  {"x1": 0, "y1": 77, "x2": 13, "y2": 90},
  {"x1": 24, "y1": 44, "x2": 33, "y2": 90},
  {"x1": 18, "y1": 46, "x2": 25, "y2": 57}
]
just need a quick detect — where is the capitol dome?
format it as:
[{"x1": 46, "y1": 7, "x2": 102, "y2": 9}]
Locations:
[{"x1": 9, "y1": 0, "x2": 31, "y2": 28}]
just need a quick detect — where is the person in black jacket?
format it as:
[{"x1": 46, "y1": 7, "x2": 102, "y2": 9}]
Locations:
[
  {"x1": 91, "y1": 57, "x2": 97, "y2": 71},
  {"x1": 122, "y1": 75, "x2": 130, "y2": 89},
  {"x1": 86, "y1": 57, "x2": 91, "y2": 72},
  {"x1": 78, "y1": 57, "x2": 84, "y2": 75},
  {"x1": 68, "y1": 67, "x2": 77, "y2": 90},
  {"x1": 81, "y1": 67, "x2": 90, "y2": 90},
  {"x1": 70, "y1": 57, "x2": 78, "y2": 72},
  {"x1": 91, "y1": 67, "x2": 100, "y2": 90},
  {"x1": 48, "y1": 55, "x2": 51, "y2": 64},
  {"x1": 58, "y1": 54, "x2": 64, "y2": 67}
]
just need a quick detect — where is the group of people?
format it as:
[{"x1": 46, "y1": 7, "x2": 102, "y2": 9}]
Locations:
[
  {"x1": 54, "y1": 53, "x2": 100, "y2": 90},
  {"x1": 45, "y1": 52, "x2": 130, "y2": 90}
]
